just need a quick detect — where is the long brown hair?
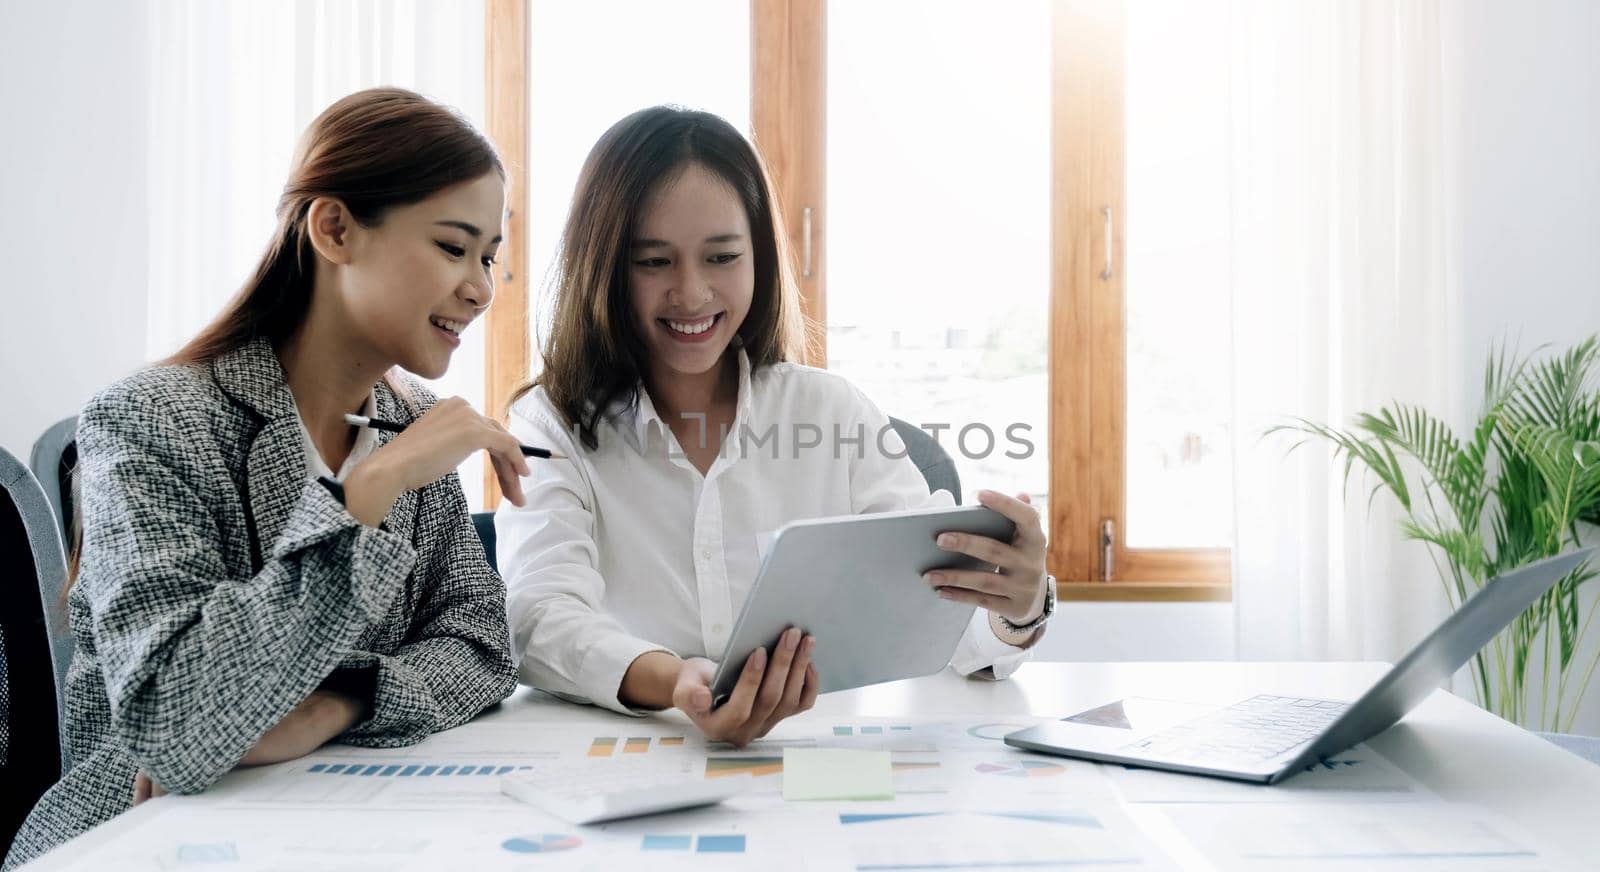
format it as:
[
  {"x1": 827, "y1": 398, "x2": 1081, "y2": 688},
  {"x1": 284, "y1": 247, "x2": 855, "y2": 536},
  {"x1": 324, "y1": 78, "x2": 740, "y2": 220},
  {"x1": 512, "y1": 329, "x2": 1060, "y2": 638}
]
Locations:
[
  {"x1": 63, "y1": 89, "x2": 501, "y2": 597},
  {"x1": 526, "y1": 106, "x2": 808, "y2": 450},
  {"x1": 167, "y1": 87, "x2": 504, "y2": 365}
]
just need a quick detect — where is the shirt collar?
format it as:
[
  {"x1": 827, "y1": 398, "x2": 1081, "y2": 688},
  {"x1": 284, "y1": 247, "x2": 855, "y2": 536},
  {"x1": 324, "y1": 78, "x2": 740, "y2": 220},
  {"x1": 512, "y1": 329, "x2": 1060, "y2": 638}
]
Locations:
[
  {"x1": 623, "y1": 347, "x2": 756, "y2": 453},
  {"x1": 296, "y1": 387, "x2": 381, "y2": 480}
]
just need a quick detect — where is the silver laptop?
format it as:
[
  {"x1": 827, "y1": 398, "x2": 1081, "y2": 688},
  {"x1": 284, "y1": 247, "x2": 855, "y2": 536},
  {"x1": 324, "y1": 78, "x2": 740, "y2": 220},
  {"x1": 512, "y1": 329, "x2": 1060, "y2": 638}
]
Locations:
[{"x1": 1005, "y1": 548, "x2": 1594, "y2": 783}]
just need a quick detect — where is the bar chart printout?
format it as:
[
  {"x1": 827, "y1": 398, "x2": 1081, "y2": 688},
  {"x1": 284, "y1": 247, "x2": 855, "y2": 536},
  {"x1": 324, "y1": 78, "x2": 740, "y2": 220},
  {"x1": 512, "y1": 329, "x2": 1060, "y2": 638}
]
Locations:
[
  {"x1": 588, "y1": 736, "x2": 687, "y2": 757},
  {"x1": 837, "y1": 808, "x2": 1153, "y2": 869}
]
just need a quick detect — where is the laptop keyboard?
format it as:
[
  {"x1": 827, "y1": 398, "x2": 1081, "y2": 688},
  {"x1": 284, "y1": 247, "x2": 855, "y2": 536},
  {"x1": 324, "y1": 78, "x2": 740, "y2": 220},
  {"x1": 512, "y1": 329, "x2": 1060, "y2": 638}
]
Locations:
[{"x1": 1117, "y1": 694, "x2": 1350, "y2": 766}]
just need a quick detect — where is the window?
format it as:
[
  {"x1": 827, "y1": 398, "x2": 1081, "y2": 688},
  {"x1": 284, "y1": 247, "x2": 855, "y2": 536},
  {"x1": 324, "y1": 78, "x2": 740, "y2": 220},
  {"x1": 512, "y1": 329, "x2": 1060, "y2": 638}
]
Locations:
[
  {"x1": 826, "y1": 0, "x2": 1051, "y2": 525},
  {"x1": 485, "y1": 0, "x2": 1232, "y2": 599}
]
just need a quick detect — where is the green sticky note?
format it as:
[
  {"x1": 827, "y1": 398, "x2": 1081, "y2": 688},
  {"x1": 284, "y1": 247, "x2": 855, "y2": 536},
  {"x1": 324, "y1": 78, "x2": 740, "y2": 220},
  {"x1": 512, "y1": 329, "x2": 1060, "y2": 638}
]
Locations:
[{"x1": 782, "y1": 748, "x2": 894, "y2": 801}]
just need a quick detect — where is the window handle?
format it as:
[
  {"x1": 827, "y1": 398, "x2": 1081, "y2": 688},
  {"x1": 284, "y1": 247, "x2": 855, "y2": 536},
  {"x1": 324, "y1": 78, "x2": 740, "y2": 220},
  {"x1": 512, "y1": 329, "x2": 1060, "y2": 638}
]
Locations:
[
  {"x1": 1101, "y1": 205, "x2": 1113, "y2": 281},
  {"x1": 802, "y1": 206, "x2": 813, "y2": 279},
  {"x1": 1100, "y1": 518, "x2": 1116, "y2": 581}
]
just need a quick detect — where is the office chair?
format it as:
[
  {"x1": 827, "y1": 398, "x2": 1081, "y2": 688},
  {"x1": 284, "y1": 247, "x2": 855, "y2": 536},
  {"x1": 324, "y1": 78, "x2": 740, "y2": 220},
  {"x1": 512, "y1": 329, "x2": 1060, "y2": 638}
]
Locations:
[
  {"x1": 25, "y1": 421, "x2": 77, "y2": 739},
  {"x1": 29, "y1": 416, "x2": 77, "y2": 542},
  {"x1": 1, "y1": 447, "x2": 69, "y2": 852},
  {"x1": 472, "y1": 512, "x2": 498, "y2": 573},
  {"x1": 888, "y1": 416, "x2": 962, "y2": 504}
]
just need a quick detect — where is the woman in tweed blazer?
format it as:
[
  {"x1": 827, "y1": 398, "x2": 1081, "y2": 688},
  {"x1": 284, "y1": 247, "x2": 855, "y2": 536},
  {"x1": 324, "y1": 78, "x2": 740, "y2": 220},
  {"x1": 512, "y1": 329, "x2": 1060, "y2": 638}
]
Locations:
[{"x1": 6, "y1": 89, "x2": 523, "y2": 867}]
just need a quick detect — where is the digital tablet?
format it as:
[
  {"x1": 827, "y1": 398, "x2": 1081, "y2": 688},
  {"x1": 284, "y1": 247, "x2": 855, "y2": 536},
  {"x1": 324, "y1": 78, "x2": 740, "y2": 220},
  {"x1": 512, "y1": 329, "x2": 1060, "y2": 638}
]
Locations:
[{"x1": 709, "y1": 505, "x2": 1017, "y2": 707}]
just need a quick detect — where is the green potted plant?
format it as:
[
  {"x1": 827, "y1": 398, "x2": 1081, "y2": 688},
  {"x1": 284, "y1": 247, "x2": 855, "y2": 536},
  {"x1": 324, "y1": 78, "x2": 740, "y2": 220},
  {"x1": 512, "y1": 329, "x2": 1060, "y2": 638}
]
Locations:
[{"x1": 1279, "y1": 338, "x2": 1600, "y2": 730}]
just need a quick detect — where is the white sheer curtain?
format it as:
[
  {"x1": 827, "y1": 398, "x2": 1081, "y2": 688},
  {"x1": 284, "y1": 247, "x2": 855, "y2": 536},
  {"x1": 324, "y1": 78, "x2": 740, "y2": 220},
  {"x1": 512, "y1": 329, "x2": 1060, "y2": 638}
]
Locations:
[
  {"x1": 1229, "y1": 0, "x2": 1466, "y2": 662},
  {"x1": 144, "y1": 0, "x2": 489, "y2": 508}
]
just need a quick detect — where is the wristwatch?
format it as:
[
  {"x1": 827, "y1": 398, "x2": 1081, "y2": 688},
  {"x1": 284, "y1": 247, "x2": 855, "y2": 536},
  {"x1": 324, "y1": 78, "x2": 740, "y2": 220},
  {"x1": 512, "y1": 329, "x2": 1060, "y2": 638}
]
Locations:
[{"x1": 999, "y1": 574, "x2": 1056, "y2": 634}]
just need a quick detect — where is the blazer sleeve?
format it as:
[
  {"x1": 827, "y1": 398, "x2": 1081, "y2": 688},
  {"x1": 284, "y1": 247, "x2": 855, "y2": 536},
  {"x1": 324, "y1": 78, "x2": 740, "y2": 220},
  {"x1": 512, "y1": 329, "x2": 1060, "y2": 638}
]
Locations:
[
  {"x1": 75, "y1": 383, "x2": 417, "y2": 795},
  {"x1": 336, "y1": 471, "x2": 517, "y2": 746}
]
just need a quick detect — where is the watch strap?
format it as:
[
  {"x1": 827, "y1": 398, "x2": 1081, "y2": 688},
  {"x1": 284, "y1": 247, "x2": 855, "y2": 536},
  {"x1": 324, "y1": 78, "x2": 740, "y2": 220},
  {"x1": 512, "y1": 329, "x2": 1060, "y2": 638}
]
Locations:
[{"x1": 999, "y1": 574, "x2": 1056, "y2": 633}]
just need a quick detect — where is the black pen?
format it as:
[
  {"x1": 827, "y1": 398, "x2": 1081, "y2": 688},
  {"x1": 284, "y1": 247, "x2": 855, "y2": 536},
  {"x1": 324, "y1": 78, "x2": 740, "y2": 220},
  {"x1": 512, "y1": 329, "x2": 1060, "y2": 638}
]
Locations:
[{"x1": 344, "y1": 413, "x2": 567, "y2": 459}]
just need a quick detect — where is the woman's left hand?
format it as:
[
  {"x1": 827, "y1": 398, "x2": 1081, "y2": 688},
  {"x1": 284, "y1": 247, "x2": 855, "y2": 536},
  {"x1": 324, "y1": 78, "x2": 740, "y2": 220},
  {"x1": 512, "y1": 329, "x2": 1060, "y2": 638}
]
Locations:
[{"x1": 924, "y1": 490, "x2": 1047, "y2": 625}]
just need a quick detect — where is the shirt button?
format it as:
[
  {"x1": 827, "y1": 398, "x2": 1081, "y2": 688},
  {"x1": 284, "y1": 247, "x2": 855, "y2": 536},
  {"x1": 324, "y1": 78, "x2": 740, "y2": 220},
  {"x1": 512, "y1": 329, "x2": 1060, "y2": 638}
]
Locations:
[
  {"x1": 712, "y1": 623, "x2": 724, "y2": 634},
  {"x1": 701, "y1": 548, "x2": 712, "y2": 559}
]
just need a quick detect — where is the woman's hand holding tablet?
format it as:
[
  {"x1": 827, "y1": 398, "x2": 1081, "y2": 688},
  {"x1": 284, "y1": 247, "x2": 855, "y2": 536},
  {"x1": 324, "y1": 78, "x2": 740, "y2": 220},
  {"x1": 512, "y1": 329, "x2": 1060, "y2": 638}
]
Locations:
[
  {"x1": 924, "y1": 491, "x2": 1051, "y2": 639},
  {"x1": 672, "y1": 628, "x2": 819, "y2": 747}
]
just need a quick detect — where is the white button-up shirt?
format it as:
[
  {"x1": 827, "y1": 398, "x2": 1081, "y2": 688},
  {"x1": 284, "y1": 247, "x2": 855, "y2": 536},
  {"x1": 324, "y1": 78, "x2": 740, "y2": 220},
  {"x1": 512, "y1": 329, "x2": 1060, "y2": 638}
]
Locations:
[
  {"x1": 296, "y1": 389, "x2": 380, "y2": 480},
  {"x1": 497, "y1": 351, "x2": 1029, "y2": 715}
]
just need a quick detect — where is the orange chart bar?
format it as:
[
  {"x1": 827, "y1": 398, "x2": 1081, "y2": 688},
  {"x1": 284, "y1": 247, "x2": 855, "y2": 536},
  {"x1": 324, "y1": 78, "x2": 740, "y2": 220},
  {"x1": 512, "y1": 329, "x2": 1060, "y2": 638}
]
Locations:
[
  {"x1": 588, "y1": 738, "x2": 618, "y2": 757},
  {"x1": 705, "y1": 757, "x2": 784, "y2": 779}
]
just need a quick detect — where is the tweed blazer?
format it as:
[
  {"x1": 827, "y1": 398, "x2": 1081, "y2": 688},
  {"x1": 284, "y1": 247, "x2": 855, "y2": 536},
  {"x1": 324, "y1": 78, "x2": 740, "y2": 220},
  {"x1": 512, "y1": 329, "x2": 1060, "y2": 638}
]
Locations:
[{"x1": 5, "y1": 339, "x2": 516, "y2": 868}]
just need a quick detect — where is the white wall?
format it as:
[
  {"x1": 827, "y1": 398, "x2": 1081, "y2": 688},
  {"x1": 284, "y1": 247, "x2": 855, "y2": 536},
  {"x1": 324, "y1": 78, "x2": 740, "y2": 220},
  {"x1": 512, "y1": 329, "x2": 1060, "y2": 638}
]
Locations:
[
  {"x1": 1454, "y1": 0, "x2": 1600, "y2": 365},
  {"x1": 1448, "y1": 0, "x2": 1600, "y2": 734},
  {"x1": 1036, "y1": 602, "x2": 1235, "y2": 662},
  {"x1": 0, "y1": 0, "x2": 149, "y2": 464}
]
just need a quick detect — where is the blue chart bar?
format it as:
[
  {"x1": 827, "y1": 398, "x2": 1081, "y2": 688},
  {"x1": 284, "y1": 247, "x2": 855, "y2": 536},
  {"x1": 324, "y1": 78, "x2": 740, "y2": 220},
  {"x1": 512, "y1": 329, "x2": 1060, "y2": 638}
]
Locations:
[
  {"x1": 311, "y1": 763, "x2": 534, "y2": 778},
  {"x1": 697, "y1": 836, "x2": 746, "y2": 853},
  {"x1": 640, "y1": 835, "x2": 747, "y2": 854},
  {"x1": 642, "y1": 835, "x2": 693, "y2": 851}
]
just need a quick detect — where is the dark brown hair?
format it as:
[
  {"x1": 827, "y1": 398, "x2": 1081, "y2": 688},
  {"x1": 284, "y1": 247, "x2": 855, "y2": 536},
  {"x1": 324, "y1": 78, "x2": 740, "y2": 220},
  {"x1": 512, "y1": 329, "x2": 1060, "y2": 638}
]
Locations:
[
  {"x1": 525, "y1": 106, "x2": 808, "y2": 450},
  {"x1": 167, "y1": 87, "x2": 504, "y2": 365}
]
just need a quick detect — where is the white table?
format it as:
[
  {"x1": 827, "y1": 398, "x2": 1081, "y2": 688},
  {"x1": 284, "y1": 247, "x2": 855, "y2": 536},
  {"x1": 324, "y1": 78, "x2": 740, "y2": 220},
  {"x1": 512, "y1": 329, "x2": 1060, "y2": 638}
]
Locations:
[{"x1": 25, "y1": 662, "x2": 1600, "y2": 869}]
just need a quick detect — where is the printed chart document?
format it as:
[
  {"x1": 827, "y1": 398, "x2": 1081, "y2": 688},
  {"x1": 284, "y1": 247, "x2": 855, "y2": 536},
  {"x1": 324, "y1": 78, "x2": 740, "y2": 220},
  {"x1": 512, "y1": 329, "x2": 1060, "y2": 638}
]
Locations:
[
  {"x1": 830, "y1": 797, "x2": 1179, "y2": 871},
  {"x1": 54, "y1": 712, "x2": 1577, "y2": 871},
  {"x1": 60, "y1": 805, "x2": 829, "y2": 872},
  {"x1": 1156, "y1": 800, "x2": 1586, "y2": 872}
]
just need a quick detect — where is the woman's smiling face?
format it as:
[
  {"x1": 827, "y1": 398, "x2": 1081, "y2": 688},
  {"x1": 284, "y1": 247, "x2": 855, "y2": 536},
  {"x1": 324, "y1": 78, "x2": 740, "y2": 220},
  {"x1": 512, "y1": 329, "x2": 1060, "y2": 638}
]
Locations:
[
  {"x1": 337, "y1": 171, "x2": 506, "y2": 379},
  {"x1": 627, "y1": 162, "x2": 755, "y2": 383}
]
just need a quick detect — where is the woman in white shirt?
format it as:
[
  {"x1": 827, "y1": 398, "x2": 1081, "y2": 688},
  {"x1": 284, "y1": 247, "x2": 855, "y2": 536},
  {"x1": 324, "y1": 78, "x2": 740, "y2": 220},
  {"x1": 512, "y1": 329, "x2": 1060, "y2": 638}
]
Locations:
[{"x1": 497, "y1": 107, "x2": 1052, "y2": 745}]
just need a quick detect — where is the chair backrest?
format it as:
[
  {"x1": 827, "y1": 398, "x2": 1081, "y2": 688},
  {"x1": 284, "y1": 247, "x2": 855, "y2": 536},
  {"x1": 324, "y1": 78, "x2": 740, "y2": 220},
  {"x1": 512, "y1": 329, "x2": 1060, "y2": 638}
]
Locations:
[
  {"x1": 888, "y1": 417, "x2": 962, "y2": 504},
  {"x1": 0, "y1": 446, "x2": 69, "y2": 850},
  {"x1": 20, "y1": 424, "x2": 77, "y2": 738},
  {"x1": 29, "y1": 416, "x2": 77, "y2": 543},
  {"x1": 472, "y1": 512, "x2": 498, "y2": 573}
]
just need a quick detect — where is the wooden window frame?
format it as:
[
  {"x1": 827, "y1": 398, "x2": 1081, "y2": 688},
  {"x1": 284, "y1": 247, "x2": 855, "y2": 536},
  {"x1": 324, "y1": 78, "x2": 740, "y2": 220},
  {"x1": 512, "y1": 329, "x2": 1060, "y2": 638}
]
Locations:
[
  {"x1": 752, "y1": 0, "x2": 828, "y2": 367},
  {"x1": 1052, "y1": 0, "x2": 1230, "y2": 601},
  {"x1": 483, "y1": 0, "x2": 531, "y2": 509},
  {"x1": 482, "y1": 0, "x2": 1231, "y2": 600}
]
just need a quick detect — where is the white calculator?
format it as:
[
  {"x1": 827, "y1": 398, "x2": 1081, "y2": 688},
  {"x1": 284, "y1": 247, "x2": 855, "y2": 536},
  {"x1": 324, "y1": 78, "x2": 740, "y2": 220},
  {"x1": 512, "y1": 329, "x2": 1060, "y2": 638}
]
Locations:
[{"x1": 500, "y1": 758, "x2": 755, "y2": 825}]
